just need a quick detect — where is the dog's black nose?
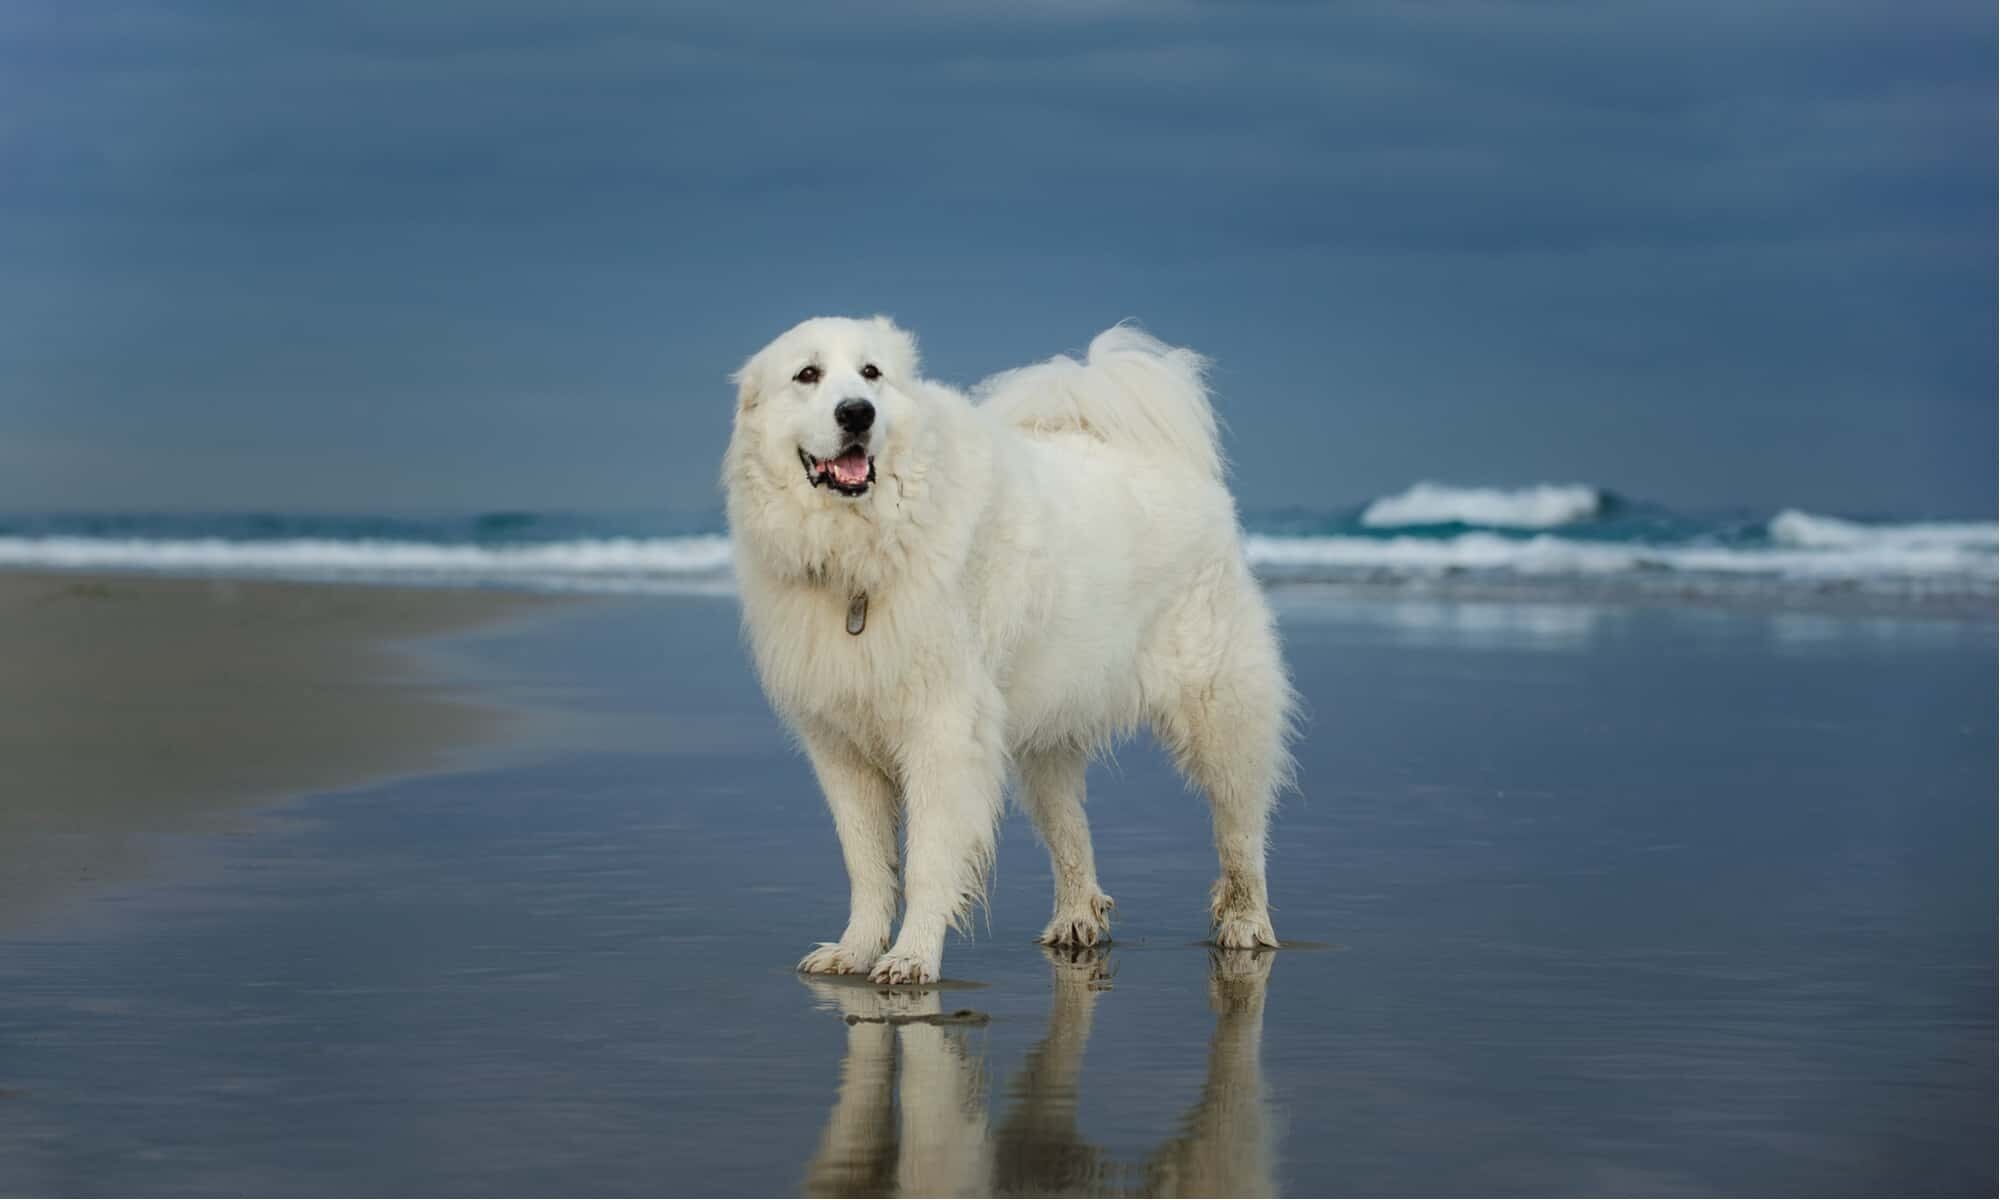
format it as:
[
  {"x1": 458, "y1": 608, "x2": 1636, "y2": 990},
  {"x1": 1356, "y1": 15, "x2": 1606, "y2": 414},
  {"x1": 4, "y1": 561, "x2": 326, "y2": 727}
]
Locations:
[{"x1": 834, "y1": 397, "x2": 875, "y2": 434}]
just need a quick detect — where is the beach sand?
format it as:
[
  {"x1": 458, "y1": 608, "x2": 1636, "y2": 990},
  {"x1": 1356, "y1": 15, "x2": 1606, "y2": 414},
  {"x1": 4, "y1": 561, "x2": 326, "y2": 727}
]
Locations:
[
  {"x1": 0, "y1": 579, "x2": 1992, "y2": 1195},
  {"x1": 0, "y1": 571, "x2": 559, "y2": 928}
]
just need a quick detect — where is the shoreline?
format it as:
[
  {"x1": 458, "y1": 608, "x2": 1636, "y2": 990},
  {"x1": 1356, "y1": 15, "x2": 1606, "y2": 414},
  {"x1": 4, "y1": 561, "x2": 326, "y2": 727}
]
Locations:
[
  {"x1": 1259, "y1": 575, "x2": 1997, "y2": 624},
  {"x1": 0, "y1": 560, "x2": 1988, "y2": 624},
  {"x1": 0, "y1": 570, "x2": 571, "y2": 930}
]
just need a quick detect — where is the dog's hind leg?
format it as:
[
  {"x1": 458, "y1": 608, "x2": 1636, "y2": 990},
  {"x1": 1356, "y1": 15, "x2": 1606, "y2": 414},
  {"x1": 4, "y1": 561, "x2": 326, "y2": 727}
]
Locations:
[
  {"x1": 1151, "y1": 569, "x2": 1293, "y2": 949},
  {"x1": 871, "y1": 696, "x2": 1006, "y2": 985},
  {"x1": 798, "y1": 725, "x2": 901, "y2": 976},
  {"x1": 1019, "y1": 746, "x2": 1115, "y2": 946}
]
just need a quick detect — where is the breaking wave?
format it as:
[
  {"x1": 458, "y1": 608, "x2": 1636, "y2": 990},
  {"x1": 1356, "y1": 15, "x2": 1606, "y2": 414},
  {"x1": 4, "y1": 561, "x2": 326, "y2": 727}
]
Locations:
[
  {"x1": 0, "y1": 535, "x2": 736, "y2": 594},
  {"x1": 1767, "y1": 509, "x2": 1995, "y2": 551},
  {"x1": 0, "y1": 500, "x2": 1990, "y2": 610},
  {"x1": 1359, "y1": 482, "x2": 1607, "y2": 529}
]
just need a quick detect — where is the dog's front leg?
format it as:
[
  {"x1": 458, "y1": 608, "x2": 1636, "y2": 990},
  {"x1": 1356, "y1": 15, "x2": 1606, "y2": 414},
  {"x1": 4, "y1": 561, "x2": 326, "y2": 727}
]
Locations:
[
  {"x1": 797, "y1": 726, "x2": 900, "y2": 976},
  {"x1": 871, "y1": 705, "x2": 1004, "y2": 985}
]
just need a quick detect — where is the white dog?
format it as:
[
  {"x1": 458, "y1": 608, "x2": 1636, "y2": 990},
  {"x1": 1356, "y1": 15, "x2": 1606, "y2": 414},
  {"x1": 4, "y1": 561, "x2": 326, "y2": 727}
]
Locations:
[{"x1": 724, "y1": 316, "x2": 1294, "y2": 985}]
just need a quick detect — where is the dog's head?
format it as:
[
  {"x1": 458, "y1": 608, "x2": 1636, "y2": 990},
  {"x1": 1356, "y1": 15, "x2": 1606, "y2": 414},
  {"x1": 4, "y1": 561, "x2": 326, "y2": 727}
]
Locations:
[{"x1": 729, "y1": 316, "x2": 923, "y2": 504}]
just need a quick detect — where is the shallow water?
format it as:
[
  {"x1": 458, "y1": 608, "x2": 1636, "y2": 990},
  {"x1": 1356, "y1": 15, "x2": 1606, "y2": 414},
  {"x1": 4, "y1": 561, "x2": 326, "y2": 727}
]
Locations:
[{"x1": 1, "y1": 595, "x2": 1992, "y2": 1196}]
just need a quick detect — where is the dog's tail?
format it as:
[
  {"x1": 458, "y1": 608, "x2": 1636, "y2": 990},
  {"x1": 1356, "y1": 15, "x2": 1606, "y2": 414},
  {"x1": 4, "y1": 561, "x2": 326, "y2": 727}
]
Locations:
[{"x1": 975, "y1": 323, "x2": 1223, "y2": 481}]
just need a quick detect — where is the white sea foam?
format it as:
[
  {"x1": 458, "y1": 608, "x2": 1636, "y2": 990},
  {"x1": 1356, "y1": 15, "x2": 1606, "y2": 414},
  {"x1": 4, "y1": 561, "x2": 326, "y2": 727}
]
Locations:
[
  {"x1": 0, "y1": 535, "x2": 736, "y2": 592},
  {"x1": 1360, "y1": 482, "x2": 1604, "y2": 529},
  {"x1": 1243, "y1": 531, "x2": 1996, "y2": 593},
  {"x1": 1769, "y1": 509, "x2": 1996, "y2": 551},
  {"x1": 0, "y1": 521, "x2": 1991, "y2": 603}
]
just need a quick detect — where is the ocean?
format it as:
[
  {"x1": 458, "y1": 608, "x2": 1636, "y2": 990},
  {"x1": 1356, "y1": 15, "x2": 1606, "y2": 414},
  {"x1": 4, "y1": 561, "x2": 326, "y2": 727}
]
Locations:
[{"x1": 1, "y1": 483, "x2": 1993, "y2": 614}]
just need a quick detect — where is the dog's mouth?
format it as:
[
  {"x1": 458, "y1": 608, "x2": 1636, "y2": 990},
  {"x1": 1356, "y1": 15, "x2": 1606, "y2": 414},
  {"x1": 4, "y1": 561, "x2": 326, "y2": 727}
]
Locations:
[{"x1": 799, "y1": 445, "x2": 876, "y2": 497}]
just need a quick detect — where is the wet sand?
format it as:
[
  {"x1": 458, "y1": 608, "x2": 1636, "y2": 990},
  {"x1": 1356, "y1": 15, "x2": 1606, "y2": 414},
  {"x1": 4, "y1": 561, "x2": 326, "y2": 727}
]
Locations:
[
  {"x1": 0, "y1": 586, "x2": 1992, "y2": 1195},
  {"x1": 0, "y1": 571, "x2": 560, "y2": 928}
]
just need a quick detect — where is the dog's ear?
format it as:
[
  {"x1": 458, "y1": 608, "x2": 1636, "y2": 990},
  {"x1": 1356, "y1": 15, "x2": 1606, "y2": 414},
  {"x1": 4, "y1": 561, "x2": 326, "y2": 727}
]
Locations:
[
  {"x1": 731, "y1": 359, "x2": 760, "y2": 410},
  {"x1": 870, "y1": 315, "x2": 920, "y2": 380}
]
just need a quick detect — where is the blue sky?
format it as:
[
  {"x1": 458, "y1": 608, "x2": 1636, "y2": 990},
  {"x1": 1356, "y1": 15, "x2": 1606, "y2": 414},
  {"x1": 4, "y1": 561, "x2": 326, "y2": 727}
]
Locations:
[{"x1": 1, "y1": 1, "x2": 1992, "y2": 516}]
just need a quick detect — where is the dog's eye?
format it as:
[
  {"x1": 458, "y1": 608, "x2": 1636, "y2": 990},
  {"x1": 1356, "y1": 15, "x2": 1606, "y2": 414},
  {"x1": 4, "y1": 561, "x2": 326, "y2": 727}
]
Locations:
[
  {"x1": 793, "y1": 365, "x2": 821, "y2": 385},
  {"x1": 860, "y1": 364, "x2": 881, "y2": 382}
]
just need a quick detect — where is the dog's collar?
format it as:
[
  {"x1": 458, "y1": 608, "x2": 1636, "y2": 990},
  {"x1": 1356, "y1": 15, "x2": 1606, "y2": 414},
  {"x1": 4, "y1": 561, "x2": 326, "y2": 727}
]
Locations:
[{"x1": 846, "y1": 591, "x2": 868, "y2": 636}]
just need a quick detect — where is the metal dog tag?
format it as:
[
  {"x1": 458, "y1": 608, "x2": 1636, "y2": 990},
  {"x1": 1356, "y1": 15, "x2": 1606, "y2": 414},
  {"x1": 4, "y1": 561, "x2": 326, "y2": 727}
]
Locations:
[{"x1": 846, "y1": 592, "x2": 868, "y2": 636}]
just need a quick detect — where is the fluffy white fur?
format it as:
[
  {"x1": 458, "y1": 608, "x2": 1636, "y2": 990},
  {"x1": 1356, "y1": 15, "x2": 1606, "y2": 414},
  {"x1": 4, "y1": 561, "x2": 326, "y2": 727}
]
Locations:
[{"x1": 725, "y1": 316, "x2": 1295, "y2": 985}]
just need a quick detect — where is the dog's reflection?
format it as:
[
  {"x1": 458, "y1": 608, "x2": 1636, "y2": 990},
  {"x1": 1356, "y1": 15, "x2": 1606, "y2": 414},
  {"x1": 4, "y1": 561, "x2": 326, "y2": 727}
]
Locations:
[{"x1": 802, "y1": 947, "x2": 1276, "y2": 1198}]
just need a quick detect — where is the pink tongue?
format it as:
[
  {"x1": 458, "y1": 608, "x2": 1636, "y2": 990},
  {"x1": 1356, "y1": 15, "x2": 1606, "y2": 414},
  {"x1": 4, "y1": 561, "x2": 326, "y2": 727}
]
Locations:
[{"x1": 828, "y1": 449, "x2": 870, "y2": 486}]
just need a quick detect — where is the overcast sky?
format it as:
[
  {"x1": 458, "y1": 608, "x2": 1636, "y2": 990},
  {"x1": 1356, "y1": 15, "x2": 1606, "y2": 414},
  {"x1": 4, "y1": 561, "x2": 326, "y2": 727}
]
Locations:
[{"x1": 1, "y1": 1, "x2": 1992, "y2": 517}]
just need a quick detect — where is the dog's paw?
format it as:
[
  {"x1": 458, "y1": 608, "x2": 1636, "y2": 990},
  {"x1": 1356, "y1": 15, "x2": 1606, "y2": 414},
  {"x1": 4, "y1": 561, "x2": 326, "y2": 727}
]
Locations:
[
  {"x1": 1212, "y1": 910, "x2": 1279, "y2": 951},
  {"x1": 797, "y1": 941, "x2": 878, "y2": 976},
  {"x1": 1039, "y1": 892, "x2": 1115, "y2": 948},
  {"x1": 867, "y1": 950, "x2": 939, "y2": 987}
]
